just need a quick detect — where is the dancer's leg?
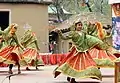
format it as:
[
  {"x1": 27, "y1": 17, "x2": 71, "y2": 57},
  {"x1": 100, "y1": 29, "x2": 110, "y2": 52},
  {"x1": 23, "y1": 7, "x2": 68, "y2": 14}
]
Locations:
[
  {"x1": 26, "y1": 66, "x2": 31, "y2": 70},
  {"x1": 70, "y1": 78, "x2": 77, "y2": 83},
  {"x1": 17, "y1": 63, "x2": 21, "y2": 74},
  {"x1": 35, "y1": 57, "x2": 39, "y2": 70},
  {"x1": 67, "y1": 77, "x2": 71, "y2": 82},
  {"x1": 9, "y1": 64, "x2": 13, "y2": 74},
  {"x1": 35, "y1": 60, "x2": 39, "y2": 70}
]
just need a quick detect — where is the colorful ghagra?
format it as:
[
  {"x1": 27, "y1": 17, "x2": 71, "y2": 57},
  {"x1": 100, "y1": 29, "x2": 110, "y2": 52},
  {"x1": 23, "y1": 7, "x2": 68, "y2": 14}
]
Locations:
[
  {"x1": 54, "y1": 31, "x2": 108, "y2": 80},
  {"x1": 86, "y1": 22, "x2": 119, "y2": 67},
  {"x1": 0, "y1": 26, "x2": 26, "y2": 66},
  {"x1": 89, "y1": 48, "x2": 117, "y2": 67},
  {"x1": 21, "y1": 30, "x2": 43, "y2": 66}
]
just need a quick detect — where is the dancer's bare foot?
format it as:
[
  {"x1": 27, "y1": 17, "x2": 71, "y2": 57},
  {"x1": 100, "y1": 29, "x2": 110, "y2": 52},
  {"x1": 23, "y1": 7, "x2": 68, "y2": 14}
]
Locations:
[
  {"x1": 70, "y1": 78, "x2": 77, "y2": 83},
  {"x1": 67, "y1": 77, "x2": 71, "y2": 82},
  {"x1": 36, "y1": 67, "x2": 39, "y2": 70},
  {"x1": 54, "y1": 71, "x2": 61, "y2": 78},
  {"x1": 18, "y1": 71, "x2": 21, "y2": 74},
  {"x1": 26, "y1": 67, "x2": 31, "y2": 71}
]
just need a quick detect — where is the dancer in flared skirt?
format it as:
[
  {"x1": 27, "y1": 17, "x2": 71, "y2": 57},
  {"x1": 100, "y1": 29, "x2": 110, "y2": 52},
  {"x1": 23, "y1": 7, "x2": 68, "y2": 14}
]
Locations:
[
  {"x1": 53, "y1": 21, "x2": 111, "y2": 83},
  {"x1": 21, "y1": 28, "x2": 43, "y2": 70},
  {"x1": 87, "y1": 22, "x2": 120, "y2": 67},
  {"x1": 0, "y1": 23, "x2": 26, "y2": 74}
]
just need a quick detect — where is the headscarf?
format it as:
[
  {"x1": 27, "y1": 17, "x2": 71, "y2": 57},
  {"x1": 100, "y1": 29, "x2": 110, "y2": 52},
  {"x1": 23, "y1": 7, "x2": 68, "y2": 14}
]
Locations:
[{"x1": 11, "y1": 23, "x2": 18, "y2": 29}]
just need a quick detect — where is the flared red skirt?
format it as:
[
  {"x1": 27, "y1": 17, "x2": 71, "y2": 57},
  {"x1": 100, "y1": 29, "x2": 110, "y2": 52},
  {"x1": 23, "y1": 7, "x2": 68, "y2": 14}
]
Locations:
[
  {"x1": 54, "y1": 46, "x2": 102, "y2": 80},
  {"x1": 0, "y1": 46, "x2": 26, "y2": 66},
  {"x1": 90, "y1": 48, "x2": 119, "y2": 67},
  {"x1": 21, "y1": 48, "x2": 44, "y2": 66}
]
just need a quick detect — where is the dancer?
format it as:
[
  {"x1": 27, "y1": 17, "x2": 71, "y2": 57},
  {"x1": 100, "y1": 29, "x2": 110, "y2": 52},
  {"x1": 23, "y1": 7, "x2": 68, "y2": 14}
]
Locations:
[
  {"x1": 0, "y1": 23, "x2": 25, "y2": 74},
  {"x1": 53, "y1": 20, "x2": 111, "y2": 83},
  {"x1": 86, "y1": 22, "x2": 119, "y2": 68},
  {"x1": 21, "y1": 28, "x2": 43, "y2": 70},
  {"x1": 0, "y1": 28, "x2": 8, "y2": 67}
]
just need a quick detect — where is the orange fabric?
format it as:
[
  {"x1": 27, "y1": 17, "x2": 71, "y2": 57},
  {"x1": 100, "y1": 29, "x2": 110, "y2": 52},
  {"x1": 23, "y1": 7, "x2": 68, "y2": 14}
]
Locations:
[
  {"x1": 96, "y1": 22, "x2": 104, "y2": 39},
  {"x1": 41, "y1": 55, "x2": 48, "y2": 64},
  {"x1": 89, "y1": 48, "x2": 97, "y2": 58},
  {"x1": 40, "y1": 53, "x2": 67, "y2": 65},
  {"x1": 22, "y1": 48, "x2": 40, "y2": 65},
  {"x1": 66, "y1": 49, "x2": 96, "y2": 71},
  {"x1": 59, "y1": 46, "x2": 97, "y2": 71},
  {"x1": 49, "y1": 54, "x2": 57, "y2": 65},
  {"x1": 57, "y1": 54, "x2": 66, "y2": 64},
  {"x1": 59, "y1": 47, "x2": 77, "y2": 66},
  {"x1": 22, "y1": 48, "x2": 38, "y2": 58},
  {"x1": 90, "y1": 48, "x2": 117, "y2": 60},
  {"x1": 0, "y1": 46, "x2": 22, "y2": 64}
]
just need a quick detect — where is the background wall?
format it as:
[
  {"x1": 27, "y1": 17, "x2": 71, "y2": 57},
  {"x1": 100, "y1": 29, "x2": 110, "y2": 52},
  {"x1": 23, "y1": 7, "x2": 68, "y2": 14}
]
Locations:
[{"x1": 0, "y1": 3, "x2": 49, "y2": 52}]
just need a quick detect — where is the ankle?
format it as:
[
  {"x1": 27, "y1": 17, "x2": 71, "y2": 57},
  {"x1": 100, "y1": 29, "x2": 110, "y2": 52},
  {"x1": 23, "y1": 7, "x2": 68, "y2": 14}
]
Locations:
[
  {"x1": 67, "y1": 77, "x2": 71, "y2": 82},
  {"x1": 8, "y1": 70, "x2": 13, "y2": 74},
  {"x1": 18, "y1": 71, "x2": 21, "y2": 74},
  {"x1": 70, "y1": 78, "x2": 76, "y2": 83}
]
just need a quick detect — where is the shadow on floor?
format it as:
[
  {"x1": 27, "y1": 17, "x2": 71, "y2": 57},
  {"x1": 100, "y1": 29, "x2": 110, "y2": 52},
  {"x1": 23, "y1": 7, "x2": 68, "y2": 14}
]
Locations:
[
  {"x1": 0, "y1": 71, "x2": 8, "y2": 73},
  {"x1": 21, "y1": 69, "x2": 44, "y2": 71},
  {"x1": 0, "y1": 72, "x2": 38, "y2": 77}
]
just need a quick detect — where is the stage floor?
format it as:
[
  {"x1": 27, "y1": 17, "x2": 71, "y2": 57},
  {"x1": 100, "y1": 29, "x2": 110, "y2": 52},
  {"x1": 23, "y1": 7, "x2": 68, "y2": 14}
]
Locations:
[{"x1": 0, "y1": 66, "x2": 114, "y2": 83}]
